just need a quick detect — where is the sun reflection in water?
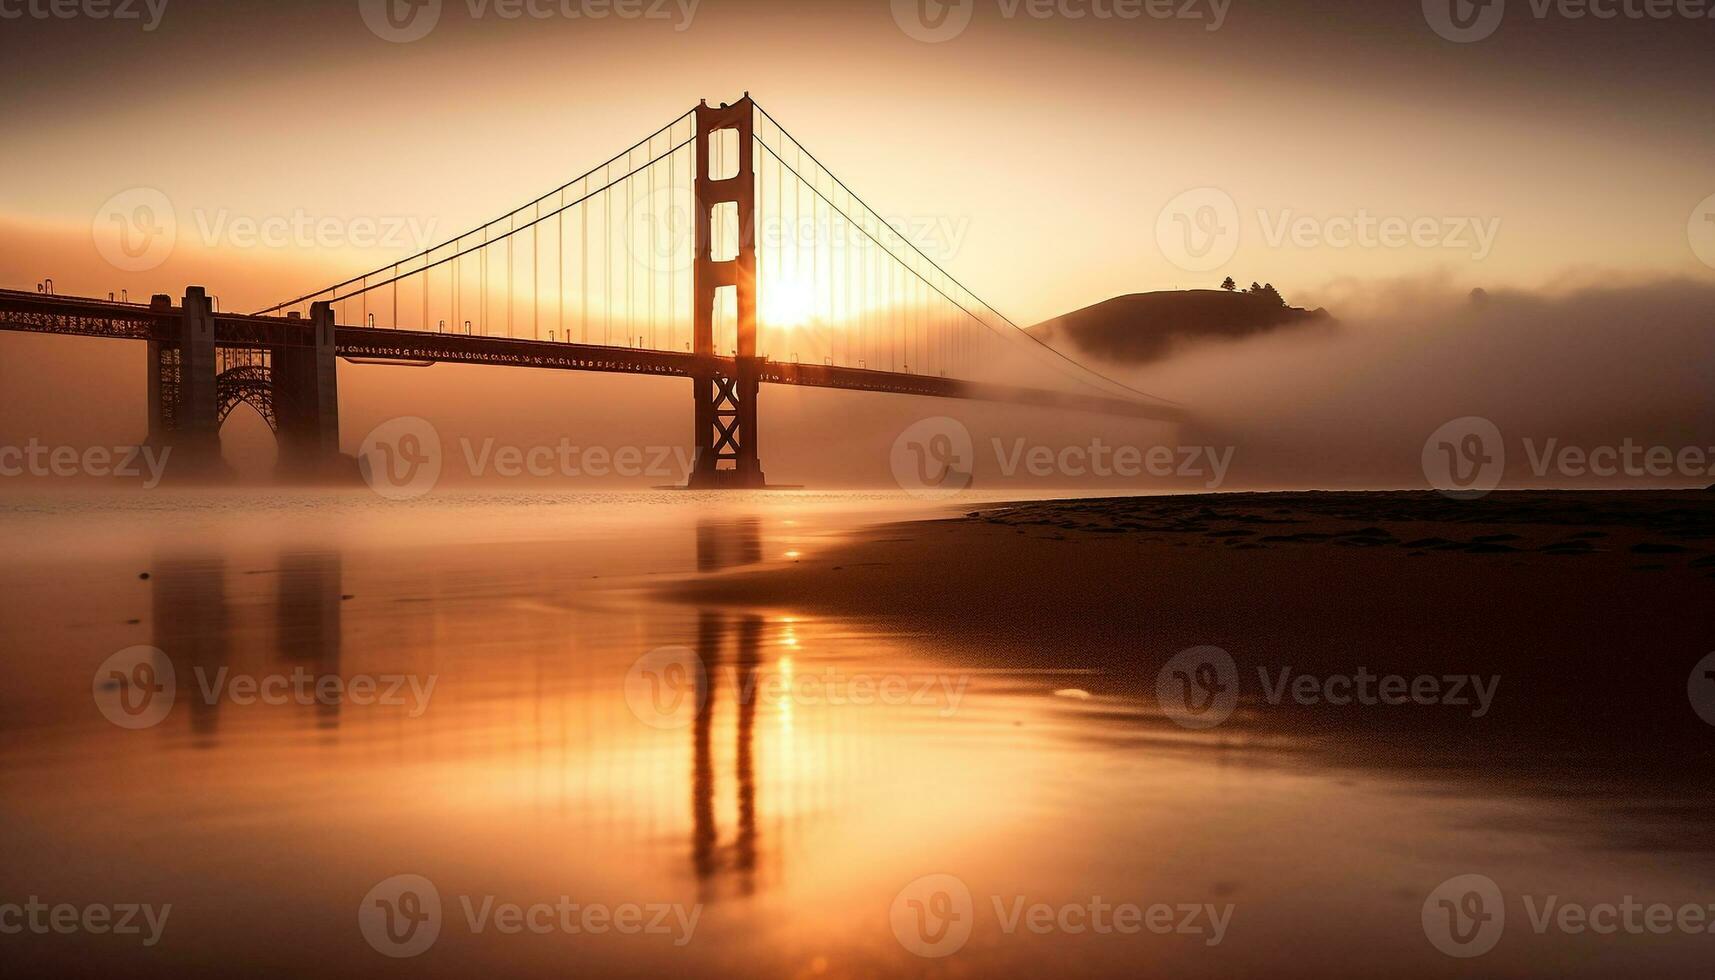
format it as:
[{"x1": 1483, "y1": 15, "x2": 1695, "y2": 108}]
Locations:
[{"x1": 777, "y1": 653, "x2": 796, "y2": 749}]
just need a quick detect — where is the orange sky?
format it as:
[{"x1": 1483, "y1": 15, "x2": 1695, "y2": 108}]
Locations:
[{"x1": 3, "y1": 0, "x2": 1712, "y2": 321}]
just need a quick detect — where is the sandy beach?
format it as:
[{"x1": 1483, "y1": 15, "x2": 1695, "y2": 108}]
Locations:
[{"x1": 673, "y1": 491, "x2": 1715, "y2": 799}]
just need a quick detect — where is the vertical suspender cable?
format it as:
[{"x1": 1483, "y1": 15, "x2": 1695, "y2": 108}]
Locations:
[
  {"x1": 626, "y1": 146, "x2": 635, "y2": 347},
  {"x1": 558, "y1": 191, "x2": 564, "y2": 342},
  {"x1": 604, "y1": 163, "x2": 612, "y2": 346},
  {"x1": 581, "y1": 179, "x2": 588, "y2": 345}
]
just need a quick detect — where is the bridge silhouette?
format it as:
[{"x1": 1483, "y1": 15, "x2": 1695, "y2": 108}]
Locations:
[{"x1": 1, "y1": 96, "x2": 1181, "y2": 487}]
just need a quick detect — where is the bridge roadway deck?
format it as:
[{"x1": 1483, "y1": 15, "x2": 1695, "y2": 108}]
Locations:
[{"x1": 0, "y1": 289, "x2": 1181, "y2": 422}]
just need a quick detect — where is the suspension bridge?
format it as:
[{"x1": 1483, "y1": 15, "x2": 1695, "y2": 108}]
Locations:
[{"x1": 0, "y1": 96, "x2": 1182, "y2": 487}]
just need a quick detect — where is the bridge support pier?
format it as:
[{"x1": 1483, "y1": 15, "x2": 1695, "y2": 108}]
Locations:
[
  {"x1": 146, "y1": 287, "x2": 221, "y2": 478},
  {"x1": 690, "y1": 359, "x2": 764, "y2": 488},
  {"x1": 687, "y1": 95, "x2": 768, "y2": 490},
  {"x1": 272, "y1": 301, "x2": 343, "y2": 480}
]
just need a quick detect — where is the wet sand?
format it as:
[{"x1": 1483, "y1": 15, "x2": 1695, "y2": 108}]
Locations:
[{"x1": 673, "y1": 491, "x2": 1715, "y2": 809}]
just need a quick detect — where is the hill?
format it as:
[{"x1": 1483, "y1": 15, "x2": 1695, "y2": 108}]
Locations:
[{"x1": 1028, "y1": 289, "x2": 1332, "y2": 364}]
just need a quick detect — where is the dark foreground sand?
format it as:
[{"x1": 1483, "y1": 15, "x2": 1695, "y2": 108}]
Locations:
[{"x1": 672, "y1": 491, "x2": 1715, "y2": 828}]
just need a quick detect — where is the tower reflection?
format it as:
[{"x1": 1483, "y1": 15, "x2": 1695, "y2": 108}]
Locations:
[
  {"x1": 151, "y1": 554, "x2": 229, "y2": 745},
  {"x1": 691, "y1": 518, "x2": 766, "y2": 896},
  {"x1": 695, "y1": 516, "x2": 763, "y2": 572},
  {"x1": 149, "y1": 548, "x2": 344, "y2": 741},
  {"x1": 274, "y1": 551, "x2": 344, "y2": 732}
]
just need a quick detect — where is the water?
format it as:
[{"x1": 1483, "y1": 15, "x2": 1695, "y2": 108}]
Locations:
[{"x1": 1, "y1": 490, "x2": 1710, "y2": 977}]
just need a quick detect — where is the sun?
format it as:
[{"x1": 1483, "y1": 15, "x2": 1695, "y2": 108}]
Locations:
[{"x1": 760, "y1": 277, "x2": 816, "y2": 328}]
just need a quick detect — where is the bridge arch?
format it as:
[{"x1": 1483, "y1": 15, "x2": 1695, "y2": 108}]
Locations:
[{"x1": 216, "y1": 364, "x2": 278, "y2": 433}]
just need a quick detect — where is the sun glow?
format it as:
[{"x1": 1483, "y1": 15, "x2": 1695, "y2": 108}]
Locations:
[{"x1": 760, "y1": 277, "x2": 816, "y2": 328}]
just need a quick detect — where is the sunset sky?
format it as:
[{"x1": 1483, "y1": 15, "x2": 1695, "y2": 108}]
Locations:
[
  {"x1": 2, "y1": 0, "x2": 1712, "y2": 322},
  {"x1": 9, "y1": 11, "x2": 1715, "y2": 977}
]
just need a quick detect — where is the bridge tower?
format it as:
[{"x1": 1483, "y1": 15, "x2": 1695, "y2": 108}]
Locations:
[
  {"x1": 145, "y1": 287, "x2": 343, "y2": 482},
  {"x1": 271, "y1": 301, "x2": 342, "y2": 479},
  {"x1": 146, "y1": 287, "x2": 220, "y2": 474},
  {"x1": 688, "y1": 96, "x2": 767, "y2": 489}
]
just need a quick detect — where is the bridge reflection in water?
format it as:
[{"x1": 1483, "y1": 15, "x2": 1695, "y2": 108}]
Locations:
[
  {"x1": 132, "y1": 512, "x2": 899, "y2": 911},
  {"x1": 689, "y1": 518, "x2": 766, "y2": 895},
  {"x1": 9, "y1": 495, "x2": 1697, "y2": 976},
  {"x1": 42, "y1": 501, "x2": 1034, "y2": 977},
  {"x1": 150, "y1": 550, "x2": 344, "y2": 742}
]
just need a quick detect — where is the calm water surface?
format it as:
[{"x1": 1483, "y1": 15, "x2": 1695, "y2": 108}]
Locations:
[{"x1": 0, "y1": 490, "x2": 1709, "y2": 977}]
